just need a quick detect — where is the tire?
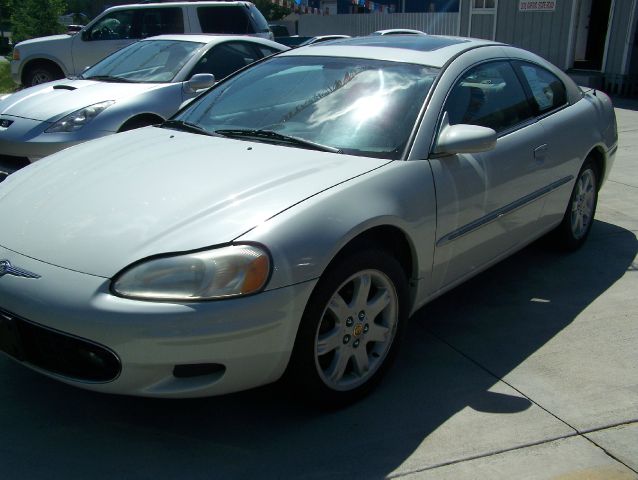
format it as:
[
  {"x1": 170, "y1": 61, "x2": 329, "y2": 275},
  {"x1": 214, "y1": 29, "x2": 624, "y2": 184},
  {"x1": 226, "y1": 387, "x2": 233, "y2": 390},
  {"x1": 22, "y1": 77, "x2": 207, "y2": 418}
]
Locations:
[
  {"x1": 286, "y1": 249, "x2": 408, "y2": 407},
  {"x1": 23, "y1": 63, "x2": 63, "y2": 87},
  {"x1": 553, "y1": 158, "x2": 599, "y2": 250}
]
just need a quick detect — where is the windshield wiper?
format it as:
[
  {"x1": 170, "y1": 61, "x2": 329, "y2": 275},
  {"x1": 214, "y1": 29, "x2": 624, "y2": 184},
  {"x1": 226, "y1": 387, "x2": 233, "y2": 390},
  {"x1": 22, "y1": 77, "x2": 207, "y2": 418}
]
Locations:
[
  {"x1": 161, "y1": 120, "x2": 217, "y2": 137},
  {"x1": 82, "y1": 75, "x2": 133, "y2": 83},
  {"x1": 214, "y1": 129, "x2": 341, "y2": 154}
]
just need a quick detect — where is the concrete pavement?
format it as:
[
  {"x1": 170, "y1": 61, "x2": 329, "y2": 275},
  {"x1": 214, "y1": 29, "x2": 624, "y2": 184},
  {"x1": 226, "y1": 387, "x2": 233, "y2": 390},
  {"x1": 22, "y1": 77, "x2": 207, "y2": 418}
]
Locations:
[{"x1": 0, "y1": 99, "x2": 636, "y2": 479}]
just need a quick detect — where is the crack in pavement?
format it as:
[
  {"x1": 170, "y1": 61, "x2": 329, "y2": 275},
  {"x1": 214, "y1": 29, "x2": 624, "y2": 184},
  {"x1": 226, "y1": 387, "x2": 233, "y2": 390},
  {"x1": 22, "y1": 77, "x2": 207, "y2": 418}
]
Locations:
[{"x1": 411, "y1": 329, "x2": 638, "y2": 477}]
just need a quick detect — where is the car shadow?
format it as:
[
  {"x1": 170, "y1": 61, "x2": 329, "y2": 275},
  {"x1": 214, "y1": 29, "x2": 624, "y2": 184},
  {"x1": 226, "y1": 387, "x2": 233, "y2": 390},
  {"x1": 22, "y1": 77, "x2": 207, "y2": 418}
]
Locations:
[{"x1": 0, "y1": 220, "x2": 635, "y2": 479}]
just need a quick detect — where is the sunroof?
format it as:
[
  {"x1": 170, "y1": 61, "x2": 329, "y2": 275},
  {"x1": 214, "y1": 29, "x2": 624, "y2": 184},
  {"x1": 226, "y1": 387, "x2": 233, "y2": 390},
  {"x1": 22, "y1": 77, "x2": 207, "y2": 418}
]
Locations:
[{"x1": 333, "y1": 35, "x2": 469, "y2": 52}]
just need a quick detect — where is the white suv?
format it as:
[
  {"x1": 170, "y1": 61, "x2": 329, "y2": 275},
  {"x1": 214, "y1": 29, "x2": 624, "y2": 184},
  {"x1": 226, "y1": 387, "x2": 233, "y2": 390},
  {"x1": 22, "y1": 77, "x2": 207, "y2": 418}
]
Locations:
[{"x1": 12, "y1": 1, "x2": 273, "y2": 86}]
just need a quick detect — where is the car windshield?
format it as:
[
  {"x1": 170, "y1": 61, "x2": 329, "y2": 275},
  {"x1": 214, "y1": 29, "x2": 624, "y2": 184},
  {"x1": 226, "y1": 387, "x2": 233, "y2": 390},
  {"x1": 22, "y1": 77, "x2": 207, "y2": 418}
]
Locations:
[
  {"x1": 174, "y1": 56, "x2": 439, "y2": 159},
  {"x1": 82, "y1": 40, "x2": 203, "y2": 83}
]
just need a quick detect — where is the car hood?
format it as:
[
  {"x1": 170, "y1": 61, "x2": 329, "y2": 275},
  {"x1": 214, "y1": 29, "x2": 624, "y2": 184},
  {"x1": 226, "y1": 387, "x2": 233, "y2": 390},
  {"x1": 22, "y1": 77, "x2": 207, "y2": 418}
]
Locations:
[
  {"x1": 16, "y1": 34, "x2": 72, "y2": 49},
  {"x1": 0, "y1": 127, "x2": 388, "y2": 278},
  {"x1": 0, "y1": 79, "x2": 164, "y2": 122}
]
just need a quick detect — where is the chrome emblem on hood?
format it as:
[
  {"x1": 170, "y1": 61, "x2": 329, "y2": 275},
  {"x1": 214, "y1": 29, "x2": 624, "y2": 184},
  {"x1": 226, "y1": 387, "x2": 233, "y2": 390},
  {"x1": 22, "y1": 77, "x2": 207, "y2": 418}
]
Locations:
[{"x1": 0, "y1": 260, "x2": 40, "y2": 279}]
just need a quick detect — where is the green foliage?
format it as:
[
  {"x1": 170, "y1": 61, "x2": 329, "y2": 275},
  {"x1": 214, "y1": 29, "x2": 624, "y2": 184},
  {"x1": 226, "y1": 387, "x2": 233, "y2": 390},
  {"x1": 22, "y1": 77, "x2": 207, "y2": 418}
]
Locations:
[
  {"x1": 0, "y1": 60, "x2": 18, "y2": 93},
  {"x1": 253, "y1": 0, "x2": 291, "y2": 21},
  {"x1": 11, "y1": 0, "x2": 67, "y2": 44}
]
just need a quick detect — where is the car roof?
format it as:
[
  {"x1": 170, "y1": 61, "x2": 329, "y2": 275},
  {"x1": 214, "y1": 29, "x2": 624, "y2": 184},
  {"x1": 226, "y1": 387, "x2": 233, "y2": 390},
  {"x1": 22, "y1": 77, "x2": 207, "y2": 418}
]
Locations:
[
  {"x1": 372, "y1": 29, "x2": 427, "y2": 35},
  {"x1": 279, "y1": 35, "x2": 501, "y2": 68},
  {"x1": 105, "y1": 1, "x2": 252, "y2": 10},
  {"x1": 142, "y1": 34, "x2": 288, "y2": 50}
]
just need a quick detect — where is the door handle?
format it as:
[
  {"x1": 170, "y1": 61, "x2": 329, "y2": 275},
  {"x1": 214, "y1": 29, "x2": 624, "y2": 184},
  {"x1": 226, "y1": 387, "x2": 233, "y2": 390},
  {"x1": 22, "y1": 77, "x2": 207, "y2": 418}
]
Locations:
[{"x1": 534, "y1": 144, "x2": 548, "y2": 163}]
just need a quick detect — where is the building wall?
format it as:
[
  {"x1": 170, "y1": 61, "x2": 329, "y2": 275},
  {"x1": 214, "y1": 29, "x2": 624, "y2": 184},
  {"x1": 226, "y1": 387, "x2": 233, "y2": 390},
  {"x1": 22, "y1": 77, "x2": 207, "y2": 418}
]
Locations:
[
  {"x1": 298, "y1": 12, "x2": 460, "y2": 36},
  {"x1": 605, "y1": 0, "x2": 633, "y2": 75},
  {"x1": 494, "y1": 0, "x2": 575, "y2": 69}
]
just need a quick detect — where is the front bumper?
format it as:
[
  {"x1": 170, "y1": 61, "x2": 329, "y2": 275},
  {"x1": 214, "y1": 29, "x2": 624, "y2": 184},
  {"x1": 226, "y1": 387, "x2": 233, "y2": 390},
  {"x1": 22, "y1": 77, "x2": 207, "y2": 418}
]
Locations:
[
  {"x1": 0, "y1": 246, "x2": 316, "y2": 398},
  {"x1": 0, "y1": 114, "x2": 113, "y2": 167}
]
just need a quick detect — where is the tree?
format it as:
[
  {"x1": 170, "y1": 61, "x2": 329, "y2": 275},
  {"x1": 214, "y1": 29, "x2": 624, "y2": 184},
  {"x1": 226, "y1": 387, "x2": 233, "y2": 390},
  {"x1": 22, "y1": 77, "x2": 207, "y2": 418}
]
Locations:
[
  {"x1": 0, "y1": 0, "x2": 12, "y2": 52},
  {"x1": 11, "y1": 0, "x2": 66, "y2": 44},
  {"x1": 253, "y1": 0, "x2": 291, "y2": 21}
]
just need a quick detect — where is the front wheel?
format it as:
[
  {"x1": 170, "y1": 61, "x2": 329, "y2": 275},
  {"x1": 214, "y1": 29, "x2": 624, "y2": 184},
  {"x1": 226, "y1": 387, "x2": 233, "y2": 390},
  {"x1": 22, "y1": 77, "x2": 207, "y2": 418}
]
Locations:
[
  {"x1": 553, "y1": 159, "x2": 599, "y2": 250},
  {"x1": 23, "y1": 64, "x2": 63, "y2": 87},
  {"x1": 286, "y1": 249, "x2": 408, "y2": 407}
]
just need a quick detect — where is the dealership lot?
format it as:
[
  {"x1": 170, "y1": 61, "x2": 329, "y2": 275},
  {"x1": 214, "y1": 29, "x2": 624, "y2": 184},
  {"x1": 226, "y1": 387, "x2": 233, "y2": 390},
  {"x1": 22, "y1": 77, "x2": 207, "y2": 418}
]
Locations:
[{"x1": 0, "y1": 98, "x2": 636, "y2": 479}]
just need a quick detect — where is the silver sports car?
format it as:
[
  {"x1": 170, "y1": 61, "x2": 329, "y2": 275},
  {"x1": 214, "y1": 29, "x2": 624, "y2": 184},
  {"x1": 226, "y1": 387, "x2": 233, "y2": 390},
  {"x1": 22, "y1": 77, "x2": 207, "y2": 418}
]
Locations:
[
  {"x1": 0, "y1": 34, "x2": 287, "y2": 180},
  {"x1": 0, "y1": 35, "x2": 617, "y2": 405}
]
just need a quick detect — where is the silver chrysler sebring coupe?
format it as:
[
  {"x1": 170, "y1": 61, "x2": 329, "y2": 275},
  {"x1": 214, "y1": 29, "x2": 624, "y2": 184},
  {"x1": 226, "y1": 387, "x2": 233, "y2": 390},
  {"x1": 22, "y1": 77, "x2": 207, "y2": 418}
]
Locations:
[
  {"x1": 0, "y1": 34, "x2": 287, "y2": 180},
  {"x1": 0, "y1": 35, "x2": 617, "y2": 405}
]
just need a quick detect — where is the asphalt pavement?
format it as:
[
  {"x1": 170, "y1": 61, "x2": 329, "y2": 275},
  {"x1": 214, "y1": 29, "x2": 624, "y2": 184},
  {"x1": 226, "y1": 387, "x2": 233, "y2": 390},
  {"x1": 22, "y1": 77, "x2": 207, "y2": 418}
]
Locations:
[{"x1": 0, "y1": 98, "x2": 636, "y2": 479}]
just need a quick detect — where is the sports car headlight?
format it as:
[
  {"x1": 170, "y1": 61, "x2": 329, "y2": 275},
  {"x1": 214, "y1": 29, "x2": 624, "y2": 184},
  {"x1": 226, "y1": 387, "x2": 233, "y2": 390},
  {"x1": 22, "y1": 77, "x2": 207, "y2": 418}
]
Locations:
[
  {"x1": 45, "y1": 100, "x2": 114, "y2": 133},
  {"x1": 112, "y1": 245, "x2": 271, "y2": 301}
]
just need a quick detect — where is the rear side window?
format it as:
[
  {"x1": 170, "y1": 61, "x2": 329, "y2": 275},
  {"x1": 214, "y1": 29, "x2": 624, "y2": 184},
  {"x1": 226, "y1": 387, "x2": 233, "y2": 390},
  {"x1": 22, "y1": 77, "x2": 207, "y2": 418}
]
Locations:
[
  {"x1": 197, "y1": 6, "x2": 254, "y2": 34},
  {"x1": 137, "y1": 8, "x2": 184, "y2": 38},
  {"x1": 444, "y1": 61, "x2": 534, "y2": 133},
  {"x1": 517, "y1": 62, "x2": 567, "y2": 114},
  {"x1": 248, "y1": 5, "x2": 270, "y2": 33}
]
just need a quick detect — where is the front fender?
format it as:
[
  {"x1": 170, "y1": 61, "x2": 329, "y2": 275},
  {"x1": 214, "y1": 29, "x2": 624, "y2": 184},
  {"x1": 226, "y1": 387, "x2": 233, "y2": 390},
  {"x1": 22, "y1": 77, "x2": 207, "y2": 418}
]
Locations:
[{"x1": 239, "y1": 159, "x2": 437, "y2": 305}]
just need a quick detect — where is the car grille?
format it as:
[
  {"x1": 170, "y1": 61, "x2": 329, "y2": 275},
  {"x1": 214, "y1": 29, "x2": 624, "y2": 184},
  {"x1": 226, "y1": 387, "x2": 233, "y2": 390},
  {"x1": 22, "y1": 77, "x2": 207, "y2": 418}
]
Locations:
[{"x1": 0, "y1": 309, "x2": 121, "y2": 383}]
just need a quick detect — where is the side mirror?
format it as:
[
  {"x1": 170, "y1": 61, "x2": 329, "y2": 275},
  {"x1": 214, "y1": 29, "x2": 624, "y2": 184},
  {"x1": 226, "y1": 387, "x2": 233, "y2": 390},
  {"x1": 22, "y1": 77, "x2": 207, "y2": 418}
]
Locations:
[
  {"x1": 434, "y1": 112, "x2": 497, "y2": 155},
  {"x1": 184, "y1": 73, "x2": 215, "y2": 93},
  {"x1": 81, "y1": 30, "x2": 89, "y2": 41}
]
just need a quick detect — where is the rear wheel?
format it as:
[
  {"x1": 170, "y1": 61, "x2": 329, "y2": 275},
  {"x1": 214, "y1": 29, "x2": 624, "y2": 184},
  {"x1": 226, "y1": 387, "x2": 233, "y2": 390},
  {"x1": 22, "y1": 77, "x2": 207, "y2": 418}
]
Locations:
[
  {"x1": 287, "y1": 249, "x2": 408, "y2": 407},
  {"x1": 553, "y1": 159, "x2": 599, "y2": 250}
]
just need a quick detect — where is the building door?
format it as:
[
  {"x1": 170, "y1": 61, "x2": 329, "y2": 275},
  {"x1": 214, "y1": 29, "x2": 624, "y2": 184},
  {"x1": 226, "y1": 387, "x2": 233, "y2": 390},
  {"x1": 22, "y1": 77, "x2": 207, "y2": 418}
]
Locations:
[
  {"x1": 573, "y1": 0, "x2": 613, "y2": 70},
  {"x1": 468, "y1": 0, "x2": 498, "y2": 40}
]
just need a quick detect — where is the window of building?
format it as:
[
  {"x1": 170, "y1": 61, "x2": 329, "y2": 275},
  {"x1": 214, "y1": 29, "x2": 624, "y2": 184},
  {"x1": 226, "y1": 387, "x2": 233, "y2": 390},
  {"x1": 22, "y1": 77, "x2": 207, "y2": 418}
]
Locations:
[{"x1": 472, "y1": 0, "x2": 496, "y2": 9}]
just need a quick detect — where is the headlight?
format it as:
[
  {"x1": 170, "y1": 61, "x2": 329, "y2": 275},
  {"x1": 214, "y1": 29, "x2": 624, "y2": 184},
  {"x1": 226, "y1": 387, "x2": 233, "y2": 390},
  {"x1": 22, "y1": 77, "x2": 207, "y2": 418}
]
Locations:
[
  {"x1": 45, "y1": 100, "x2": 114, "y2": 133},
  {"x1": 112, "y1": 245, "x2": 271, "y2": 301}
]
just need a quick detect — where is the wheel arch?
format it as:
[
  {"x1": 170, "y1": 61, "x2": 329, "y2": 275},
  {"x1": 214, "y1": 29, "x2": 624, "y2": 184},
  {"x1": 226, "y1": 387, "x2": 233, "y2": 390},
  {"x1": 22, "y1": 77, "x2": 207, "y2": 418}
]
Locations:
[
  {"x1": 319, "y1": 224, "x2": 419, "y2": 313},
  {"x1": 20, "y1": 56, "x2": 67, "y2": 84},
  {"x1": 118, "y1": 113, "x2": 165, "y2": 132},
  {"x1": 586, "y1": 145, "x2": 606, "y2": 190}
]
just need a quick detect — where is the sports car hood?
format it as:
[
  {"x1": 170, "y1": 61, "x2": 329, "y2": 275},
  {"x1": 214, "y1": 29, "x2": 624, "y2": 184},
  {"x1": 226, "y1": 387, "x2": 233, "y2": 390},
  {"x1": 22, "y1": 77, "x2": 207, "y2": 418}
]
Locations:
[
  {"x1": 0, "y1": 79, "x2": 164, "y2": 122},
  {"x1": 0, "y1": 127, "x2": 388, "y2": 278}
]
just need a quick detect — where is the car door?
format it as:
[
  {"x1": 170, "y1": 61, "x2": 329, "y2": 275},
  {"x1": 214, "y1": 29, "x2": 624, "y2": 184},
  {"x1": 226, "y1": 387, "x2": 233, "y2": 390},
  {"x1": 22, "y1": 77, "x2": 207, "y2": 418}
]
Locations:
[
  {"x1": 71, "y1": 9, "x2": 138, "y2": 74},
  {"x1": 71, "y1": 7, "x2": 185, "y2": 74},
  {"x1": 429, "y1": 60, "x2": 551, "y2": 290},
  {"x1": 513, "y1": 61, "x2": 580, "y2": 230}
]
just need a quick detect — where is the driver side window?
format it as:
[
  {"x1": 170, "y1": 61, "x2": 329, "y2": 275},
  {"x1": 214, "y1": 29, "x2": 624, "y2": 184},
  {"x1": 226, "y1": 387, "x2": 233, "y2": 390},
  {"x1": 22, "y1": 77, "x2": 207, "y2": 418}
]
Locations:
[
  {"x1": 444, "y1": 61, "x2": 533, "y2": 133},
  {"x1": 86, "y1": 11, "x2": 135, "y2": 41}
]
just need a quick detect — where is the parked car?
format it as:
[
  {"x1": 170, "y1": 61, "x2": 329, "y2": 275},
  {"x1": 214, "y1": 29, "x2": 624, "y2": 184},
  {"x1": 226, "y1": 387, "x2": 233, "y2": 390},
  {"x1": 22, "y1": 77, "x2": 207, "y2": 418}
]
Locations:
[
  {"x1": 276, "y1": 35, "x2": 351, "y2": 48},
  {"x1": 297, "y1": 35, "x2": 351, "y2": 47},
  {"x1": 11, "y1": 1, "x2": 273, "y2": 87},
  {"x1": 0, "y1": 35, "x2": 287, "y2": 179},
  {"x1": 370, "y1": 29, "x2": 427, "y2": 35},
  {"x1": 268, "y1": 23, "x2": 290, "y2": 38},
  {"x1": 0, "y1": 35, "x2": 617, "y2": 405}
]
